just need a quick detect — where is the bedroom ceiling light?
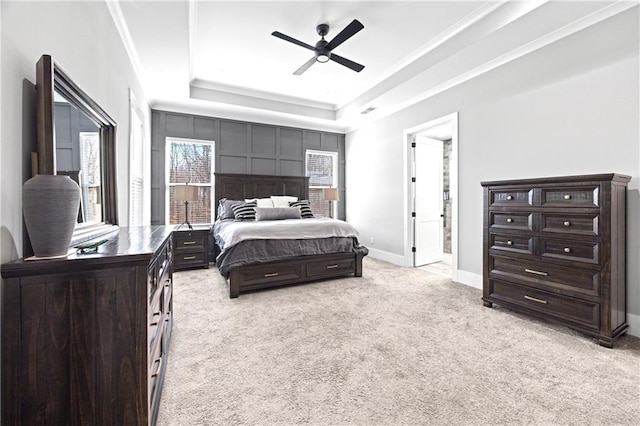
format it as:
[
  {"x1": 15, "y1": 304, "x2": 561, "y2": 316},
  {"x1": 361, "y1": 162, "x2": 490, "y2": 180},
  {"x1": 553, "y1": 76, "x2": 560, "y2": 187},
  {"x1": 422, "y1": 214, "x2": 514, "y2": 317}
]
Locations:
[
  {"x1": 316, "y1": 52, "x2": 330, "y2": 63},
  {"x1": 272, "y1": 20, "x2": 365, "y2": 75}
]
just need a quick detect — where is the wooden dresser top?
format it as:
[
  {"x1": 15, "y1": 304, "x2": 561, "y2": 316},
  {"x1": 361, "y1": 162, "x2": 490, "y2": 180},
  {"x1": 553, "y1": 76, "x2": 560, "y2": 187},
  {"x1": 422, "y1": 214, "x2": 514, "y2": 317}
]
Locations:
[{"x1": 1, "y1": 226, "x2": 174, "y2": 278}]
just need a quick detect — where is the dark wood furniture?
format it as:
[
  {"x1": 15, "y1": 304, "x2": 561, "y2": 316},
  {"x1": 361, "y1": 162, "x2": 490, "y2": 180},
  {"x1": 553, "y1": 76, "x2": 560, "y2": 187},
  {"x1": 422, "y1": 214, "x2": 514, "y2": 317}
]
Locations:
[
  {"x1": 173, "y1": 226, "x2": 210, "y2": 270},
  {"x1": 1, "y1": 226, "x2": 174, "y2": 425},
  {"x1": 36, "y1": 54, "x2": 118, "y2": 246},
  {"x1": 482, "y1": 174, "x2": 630, "y2": 347},
  {"x1": 215, "y1": 172, "x2": 364, "y2": 298}
]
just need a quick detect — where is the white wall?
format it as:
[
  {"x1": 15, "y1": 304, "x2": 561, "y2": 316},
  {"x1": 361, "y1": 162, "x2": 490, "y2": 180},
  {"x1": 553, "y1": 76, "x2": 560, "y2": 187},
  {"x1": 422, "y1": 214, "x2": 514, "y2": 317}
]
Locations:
[
  {"x1": 1, "y1": 1, "x2": 147, "y2": 262},
  {"x1": 346, "y1": 8, "x2": 640, "y2": 333}
]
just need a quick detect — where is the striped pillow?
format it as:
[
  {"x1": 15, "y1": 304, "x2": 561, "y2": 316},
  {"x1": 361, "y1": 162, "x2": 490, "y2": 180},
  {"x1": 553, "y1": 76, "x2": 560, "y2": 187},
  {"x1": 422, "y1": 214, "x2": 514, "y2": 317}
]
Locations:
[
  {"x1": 289, "y1": 200, "x2": 314, "y2": 219},
  {"x1": 231, "y1": 201, "x2": 257, "y2": 220}
]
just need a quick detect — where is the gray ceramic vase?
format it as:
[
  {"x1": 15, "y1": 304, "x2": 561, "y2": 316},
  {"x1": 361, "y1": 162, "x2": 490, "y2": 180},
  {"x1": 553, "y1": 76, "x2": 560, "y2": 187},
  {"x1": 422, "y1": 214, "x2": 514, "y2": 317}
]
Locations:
[{"x1": 23, "y1": 174, "x2": 81, "y2": 257}]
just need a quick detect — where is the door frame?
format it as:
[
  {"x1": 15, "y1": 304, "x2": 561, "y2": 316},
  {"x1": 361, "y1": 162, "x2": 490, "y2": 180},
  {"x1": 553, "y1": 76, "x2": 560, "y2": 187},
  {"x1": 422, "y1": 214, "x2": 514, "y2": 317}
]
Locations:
[{"x1": 402, "y1": 112, "x2": 459, "y2": 280}]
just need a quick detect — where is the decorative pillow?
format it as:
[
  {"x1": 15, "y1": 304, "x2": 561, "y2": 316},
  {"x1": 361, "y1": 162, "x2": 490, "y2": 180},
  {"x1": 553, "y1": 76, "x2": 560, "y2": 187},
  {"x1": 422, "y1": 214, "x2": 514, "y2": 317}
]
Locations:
[
  {"x1": 246, "y1": 198, "x2": 274, "y2": 208},
  {"x1": 217, "y1": 198, "x2": 242, "y2": 220},
  {"x1": 271, "y1": 195, "x2": 298, "y2": 208},
  {"x1": 255, "y1": 207, "x2": 302, "y2": 221},
  {"x1": 289, "y1": 200, "x2": 314, "y2": 219},
  {"x1": 231, "y1": 201, "x2": 257, "y2": 220}
]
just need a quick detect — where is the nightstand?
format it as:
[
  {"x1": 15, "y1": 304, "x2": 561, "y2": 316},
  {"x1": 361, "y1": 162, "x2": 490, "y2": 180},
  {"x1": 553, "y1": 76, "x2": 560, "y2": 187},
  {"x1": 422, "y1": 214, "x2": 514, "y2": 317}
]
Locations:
[{"x1": 172, "y1": 226, "x2": 210, "y2": 271}]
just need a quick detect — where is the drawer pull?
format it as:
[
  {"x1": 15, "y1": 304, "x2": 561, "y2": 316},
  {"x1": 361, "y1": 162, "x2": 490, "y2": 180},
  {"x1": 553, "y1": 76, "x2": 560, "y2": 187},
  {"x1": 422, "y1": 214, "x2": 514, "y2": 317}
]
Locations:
[
  {"x1": 506, "y1": 195, "x2": 513, "y2": 200},
  {"x1": 564, "y1": 247, "x2": 571, "y2": 253},
  {"x1": 326, "y1": 264, "x2": 339, "y2": 269},
  {"x1": 150, "y1": 359, "x2": 161, "y2": 377},
  {"x1": 506, "y1": 218, "x2": 513, "y2": 223},
  {"x1": 563, "y1": 221, "x2": 571, "y2": 227},
  {"x1": 564, "y1": 194, "x2": 571, "y2": 200},
  {"x1": 150, "y1": 312, "x2": 161, "y2": 326},
  {"x1": 524, "y1": 295, "x2": 548, "y2": 304},
  {"x1": 183, "y1": 256, "x2": 196, "y2": 260},
  {"x1": 264, "y1": 272, "x2": 279, "y2": 277},
  {"x1": 524, "y1": 268, "x2": 548, "y2": 277},
  {"x1": 506, "y1": 240, "x2": 513, "y2": 246},
  {"x1": 182, "y1": 241, "x2": 196, "y2": 245}
]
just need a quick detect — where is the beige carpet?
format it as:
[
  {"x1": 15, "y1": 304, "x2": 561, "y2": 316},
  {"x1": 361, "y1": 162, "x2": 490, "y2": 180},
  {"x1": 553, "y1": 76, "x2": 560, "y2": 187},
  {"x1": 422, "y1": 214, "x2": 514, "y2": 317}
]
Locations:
[{"x1": 157, "y1": 257, "x2": 640, "y2": 425}]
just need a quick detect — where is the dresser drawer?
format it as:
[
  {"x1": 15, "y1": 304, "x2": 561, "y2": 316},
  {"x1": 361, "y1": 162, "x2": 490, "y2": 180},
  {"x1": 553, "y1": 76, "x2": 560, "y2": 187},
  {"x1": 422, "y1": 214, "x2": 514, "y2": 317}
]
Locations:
[
  {"x1": 307, "y1": 257, "x2": 356, "y2": 277},
  {"x1": 490, "y1": 256, "x2": 600, "y2": 297},
  {"x1": 489, "y1": 280, "x2": 600, "y2": 330},
  {"x1": 174, "y1": 251, "x2": 207, "y2": 268},
  {"x1": 541, "y1": 213, "x2": 599, "y2": 236},
  {"x1": 540, "y1": 238, "x2": 599, "y2": 264},
  {"x1": 490, "y1": 234, "x2": 533, "y2": 255},
  {"x1": 540, "y1": 185, "x2": 599, "y2": 208},
  {"x1": 174, "y1": 232, "x2": 206, "y2": 252},
  {"x1": 148, "y1": 341, "x2": 165, "y2": 411},
  {"x1": 490, "y1": 212, "x2": 532, "y2": 231},
  {"x1": 489, "y1": 188, "x2": 533, "y2": 208}
]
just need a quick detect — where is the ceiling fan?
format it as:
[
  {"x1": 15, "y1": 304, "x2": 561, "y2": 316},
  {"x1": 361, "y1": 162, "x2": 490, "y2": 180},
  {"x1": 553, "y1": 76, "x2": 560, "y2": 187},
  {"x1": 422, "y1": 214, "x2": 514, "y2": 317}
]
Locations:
[{"x1": 271, "y1": 19, "x2": 365, "y2": 75}]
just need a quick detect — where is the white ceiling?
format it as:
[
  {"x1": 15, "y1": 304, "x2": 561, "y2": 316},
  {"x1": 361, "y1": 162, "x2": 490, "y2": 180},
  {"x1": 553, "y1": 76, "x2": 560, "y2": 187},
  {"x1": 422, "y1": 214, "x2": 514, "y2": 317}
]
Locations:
[{"x1": 108, "y1": 1, "x2": 636, "y2": 132}]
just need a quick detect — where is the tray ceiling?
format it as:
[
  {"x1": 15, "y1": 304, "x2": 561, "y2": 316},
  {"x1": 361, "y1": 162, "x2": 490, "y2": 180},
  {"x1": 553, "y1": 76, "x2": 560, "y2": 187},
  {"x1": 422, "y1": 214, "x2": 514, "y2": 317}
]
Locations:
[{"x1": 108, "y1": 1, "x2": 637, "y2": 131}]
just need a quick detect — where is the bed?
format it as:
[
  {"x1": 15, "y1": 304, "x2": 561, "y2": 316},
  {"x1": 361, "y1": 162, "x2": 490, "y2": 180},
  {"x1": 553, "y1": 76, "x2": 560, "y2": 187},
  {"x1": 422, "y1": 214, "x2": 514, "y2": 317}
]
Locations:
[{"x1": 213, "y1": 173, "x2": 367, "y2": 298}]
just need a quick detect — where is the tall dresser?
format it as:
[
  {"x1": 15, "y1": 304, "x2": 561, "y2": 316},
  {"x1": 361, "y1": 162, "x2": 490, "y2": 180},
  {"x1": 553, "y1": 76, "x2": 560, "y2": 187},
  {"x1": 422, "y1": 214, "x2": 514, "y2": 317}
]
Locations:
[
  {"x1": 481, "y1": 174, "x2": 630, "y2": 347},
  {"x1": 1, "y1": 226, "x2": 174, "y2": 425}
]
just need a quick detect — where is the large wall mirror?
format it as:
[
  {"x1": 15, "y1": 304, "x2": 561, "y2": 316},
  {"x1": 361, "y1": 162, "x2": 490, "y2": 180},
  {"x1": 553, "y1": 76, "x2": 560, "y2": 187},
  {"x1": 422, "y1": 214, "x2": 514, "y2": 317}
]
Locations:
[{"x1": 36, "y1": 54, "x2": 118, "y2": 245}]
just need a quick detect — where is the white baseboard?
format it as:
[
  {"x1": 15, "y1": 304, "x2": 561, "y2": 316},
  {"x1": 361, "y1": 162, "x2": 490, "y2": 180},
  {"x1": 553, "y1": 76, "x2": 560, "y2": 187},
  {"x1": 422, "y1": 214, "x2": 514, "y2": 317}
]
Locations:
[
  {"x1": 366, "y1": 248, "x2": 405, "y2": 266},
  {"x1": 627, "y1": 313, "x2": 639, "y2": 337},
  {"x1": 455, "y1": 270, "x2": 482, "y2": 290}
]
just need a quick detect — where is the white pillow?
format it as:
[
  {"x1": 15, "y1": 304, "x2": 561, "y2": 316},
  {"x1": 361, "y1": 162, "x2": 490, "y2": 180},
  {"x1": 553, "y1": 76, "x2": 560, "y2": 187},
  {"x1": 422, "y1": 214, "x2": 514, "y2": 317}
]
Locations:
[
  {"x1": 246, "y1": 198, "x2": 274, "y2": 208},
  {"x1": 271, "y1": 195, "x2": 298, "y2": 207}
]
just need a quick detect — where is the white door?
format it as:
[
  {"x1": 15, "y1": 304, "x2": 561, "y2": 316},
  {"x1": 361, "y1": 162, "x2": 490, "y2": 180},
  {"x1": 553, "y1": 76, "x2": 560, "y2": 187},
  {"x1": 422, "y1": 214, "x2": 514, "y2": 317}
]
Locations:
[{"x1": 414, "y1": 136, "x2": 444, "y2": 266}]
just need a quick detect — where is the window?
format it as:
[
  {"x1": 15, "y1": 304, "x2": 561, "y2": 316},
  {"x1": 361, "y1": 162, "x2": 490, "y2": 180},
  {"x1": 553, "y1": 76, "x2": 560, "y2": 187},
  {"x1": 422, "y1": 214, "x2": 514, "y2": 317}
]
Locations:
[
  {"x1": 79, "y1": 132, "x2": 101, "y2": 223},
  {"x1": 305, "y1": 150, "x2": 338, "y2": 217},
  {"x1": 129, "y1": 89, "x2": 149, "y2": 226},
  {"x1": 166, "y1": 137, "x2": 214, "y2": 225}
]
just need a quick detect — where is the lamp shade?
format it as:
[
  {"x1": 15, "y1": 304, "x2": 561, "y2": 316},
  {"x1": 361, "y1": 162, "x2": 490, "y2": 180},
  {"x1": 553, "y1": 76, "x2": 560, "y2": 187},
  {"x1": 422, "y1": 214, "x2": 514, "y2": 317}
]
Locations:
[
  {"x1": 323, "y1": 187, "x2": 339, "y2": 201},
  {"x1": 175, "y1": 184, "x2": 198, "y2": 202}
]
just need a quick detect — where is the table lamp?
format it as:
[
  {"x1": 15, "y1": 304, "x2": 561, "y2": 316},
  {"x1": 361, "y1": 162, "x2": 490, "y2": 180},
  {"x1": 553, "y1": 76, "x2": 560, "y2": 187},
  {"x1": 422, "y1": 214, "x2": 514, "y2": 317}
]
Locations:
[
  {"x1": 323, "y1": 187, "x2": 339, "y2": 218},
  {"x1": 175, "y1": 184, "x2": 198, "y2": 229}
]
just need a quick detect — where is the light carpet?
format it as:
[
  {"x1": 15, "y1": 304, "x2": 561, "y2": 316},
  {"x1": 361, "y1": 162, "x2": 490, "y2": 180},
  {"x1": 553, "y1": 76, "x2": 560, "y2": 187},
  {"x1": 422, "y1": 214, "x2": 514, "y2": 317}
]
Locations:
[{"x1": 157, "y1": 257, "x2": 640, "y2": 425}]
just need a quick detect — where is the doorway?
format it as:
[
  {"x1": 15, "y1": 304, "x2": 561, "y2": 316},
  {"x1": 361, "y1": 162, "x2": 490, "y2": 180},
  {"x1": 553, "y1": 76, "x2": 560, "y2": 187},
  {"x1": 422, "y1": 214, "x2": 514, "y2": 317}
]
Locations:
[
  {"x1": 414, "y1": 136, "x2": 444, "y2": 267},
  {"x1": 403, "y1": 113, "x2": 458, "y2": 280}
]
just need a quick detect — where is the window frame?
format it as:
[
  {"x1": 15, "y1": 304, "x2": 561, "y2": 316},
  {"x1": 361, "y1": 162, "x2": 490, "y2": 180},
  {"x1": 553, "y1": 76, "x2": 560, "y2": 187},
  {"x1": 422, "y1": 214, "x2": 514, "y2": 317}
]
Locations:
[
  {"x1": 305, "y1": 149, "x2": 339, "y2": 218},
  {"x1": 165, "y1": 137, "x2": 215, "y2": 225}
]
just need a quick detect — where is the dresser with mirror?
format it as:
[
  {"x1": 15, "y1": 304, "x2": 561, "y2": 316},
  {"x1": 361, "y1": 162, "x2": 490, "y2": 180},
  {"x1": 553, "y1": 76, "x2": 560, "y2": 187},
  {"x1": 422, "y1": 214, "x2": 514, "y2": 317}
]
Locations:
[{"x1": 1, "y1": 55, "x2": 173, "y2": 425}]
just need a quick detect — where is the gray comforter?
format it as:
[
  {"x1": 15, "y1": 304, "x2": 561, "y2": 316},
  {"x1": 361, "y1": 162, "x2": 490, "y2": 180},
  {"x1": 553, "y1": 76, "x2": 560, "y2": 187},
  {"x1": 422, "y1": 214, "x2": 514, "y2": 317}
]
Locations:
[{"x1": 214, "y1": 218, "x2": 368, "y2": 277}]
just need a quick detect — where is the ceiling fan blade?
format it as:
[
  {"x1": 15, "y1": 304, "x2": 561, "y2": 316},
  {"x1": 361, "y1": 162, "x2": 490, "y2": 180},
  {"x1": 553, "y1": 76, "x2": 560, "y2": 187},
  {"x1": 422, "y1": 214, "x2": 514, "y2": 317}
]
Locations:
[
  {"x1": 330, "y1": 53, "x2": 365, "y2": 72},
  {"x1": 271, "y1": 31, "x2": 315, "y2": 51},
  {"x1": 325, "y1": 19, "x2": 364, "y2": 51},
  {"x1": 293, "y1": 56, "x2": 317, "y2": 75}
]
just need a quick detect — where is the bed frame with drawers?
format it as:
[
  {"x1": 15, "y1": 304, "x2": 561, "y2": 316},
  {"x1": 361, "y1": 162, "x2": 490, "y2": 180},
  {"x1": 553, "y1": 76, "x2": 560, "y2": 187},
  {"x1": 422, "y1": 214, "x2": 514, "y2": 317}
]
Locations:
[{"x1": 215, "y1": 173, "x2": 364, "y2": 298}]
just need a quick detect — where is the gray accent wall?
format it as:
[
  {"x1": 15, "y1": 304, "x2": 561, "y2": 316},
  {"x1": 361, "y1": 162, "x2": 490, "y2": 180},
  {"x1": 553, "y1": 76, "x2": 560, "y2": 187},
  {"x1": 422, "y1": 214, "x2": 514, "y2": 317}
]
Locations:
[{"x1": 151, "y1": 110, "x2": 346, "y2": 224}]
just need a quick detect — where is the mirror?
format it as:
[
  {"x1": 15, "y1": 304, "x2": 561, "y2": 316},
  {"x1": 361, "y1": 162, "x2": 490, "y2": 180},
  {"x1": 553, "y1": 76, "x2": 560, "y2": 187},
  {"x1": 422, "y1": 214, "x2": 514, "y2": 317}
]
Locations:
[{"x1": 36, "y1": 54, "x2": 118, "y2": 245}]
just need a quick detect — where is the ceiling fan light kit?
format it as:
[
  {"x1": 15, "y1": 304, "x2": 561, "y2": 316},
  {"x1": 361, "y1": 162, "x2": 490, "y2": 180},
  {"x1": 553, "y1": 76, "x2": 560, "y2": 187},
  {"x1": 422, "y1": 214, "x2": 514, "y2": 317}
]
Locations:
[{"x1": 272, "y1": 19, "x2": 365, "y2": 75}]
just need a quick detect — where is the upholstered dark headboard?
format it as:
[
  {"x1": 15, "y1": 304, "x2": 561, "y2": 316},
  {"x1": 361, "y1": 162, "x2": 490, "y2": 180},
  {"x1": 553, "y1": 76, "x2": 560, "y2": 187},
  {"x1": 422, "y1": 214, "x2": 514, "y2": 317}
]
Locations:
[{"x1": 214, "y1": 173, "x2": 309, "y2": 219}]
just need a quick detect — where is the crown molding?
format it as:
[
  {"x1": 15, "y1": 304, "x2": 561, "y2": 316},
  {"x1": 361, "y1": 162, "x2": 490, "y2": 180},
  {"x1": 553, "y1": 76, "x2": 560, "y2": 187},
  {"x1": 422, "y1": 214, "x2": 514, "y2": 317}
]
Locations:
[
  {"x1": 105, "y1": 0, "x2": 148, "y2": 96},
  {"x1": 344, "y1": 0, "x2": 638, "y2": 133}
]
